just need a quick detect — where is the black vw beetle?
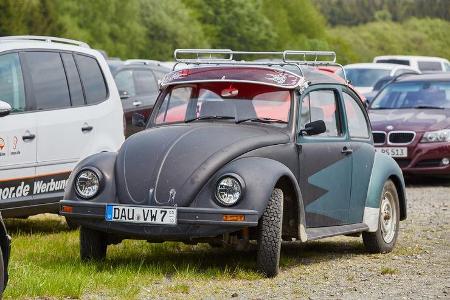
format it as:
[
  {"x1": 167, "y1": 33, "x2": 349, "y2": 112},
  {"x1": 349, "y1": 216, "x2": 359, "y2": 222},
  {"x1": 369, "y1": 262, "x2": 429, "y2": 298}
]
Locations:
[{"x1": 61, "y1": 49, "x2": 406, "y2": 277}]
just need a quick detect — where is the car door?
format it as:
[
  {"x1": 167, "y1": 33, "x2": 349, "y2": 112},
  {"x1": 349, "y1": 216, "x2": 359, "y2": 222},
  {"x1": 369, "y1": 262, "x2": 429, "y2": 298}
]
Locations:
[
  {"x1": 21, "y1": 51, "x2": 90, "y2": 202},
  {"x1": 341, "y1": 89, "x2": 375, "y2": 223},
  {"x1": 297, "y1": 86, "x2": 352, "y2": 227},
  {"x1": 0, "y1": 52, "x2": 37, "y2": 211}
]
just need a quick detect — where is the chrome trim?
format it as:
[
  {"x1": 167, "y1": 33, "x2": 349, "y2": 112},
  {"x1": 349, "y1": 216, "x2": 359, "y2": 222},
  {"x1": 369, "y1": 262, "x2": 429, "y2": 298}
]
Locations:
[
  {"x1": 387, "y1": 131, "x2": 416, "y2": 145},
  {"x1": 372, "y1": 131, "x2": 387, "y2": 145}
]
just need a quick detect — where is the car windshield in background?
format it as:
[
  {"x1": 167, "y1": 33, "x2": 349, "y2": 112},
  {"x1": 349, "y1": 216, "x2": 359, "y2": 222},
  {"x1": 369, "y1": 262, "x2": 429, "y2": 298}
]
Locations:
[
  {"x1": 155, "y1": 82, "x2": 291, "y2": 126},
  {"x1": 343, "y1": 68, "x2": 391, "y2": 87},
  {"x1": 370, "y1": 81, "x2": 450, "y2": 109}
]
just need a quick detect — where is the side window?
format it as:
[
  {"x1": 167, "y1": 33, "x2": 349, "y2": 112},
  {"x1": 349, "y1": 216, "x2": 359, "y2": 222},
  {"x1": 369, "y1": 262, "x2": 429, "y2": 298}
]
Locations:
[
  {"x1": 155, "y1": 86, "x2": 192, "y2": 124},
  {"x1": 23, "y1": 52, "x2": 71, "y2": 110},
  {"x1": 115, "y1": 70, "x2": 136, "y2": 97},
  {"x1": 134, "y1": 70, "x2": 158, "y2": 96},
  {"x1": 300, "y1": 90, "x2": 341, "y2": 137},
  {"x1": 343, "y1": 92, "x2": 370, "y2": 139},
  {"x1": 61, "y1": 53, "x2": 85, "y2": 106},
  {"x1": 0, "y1": 53, "x2": 26, "y2": 112},
  {"x1": 75, "y1": 54, "x2": 107, "y2": 104}
]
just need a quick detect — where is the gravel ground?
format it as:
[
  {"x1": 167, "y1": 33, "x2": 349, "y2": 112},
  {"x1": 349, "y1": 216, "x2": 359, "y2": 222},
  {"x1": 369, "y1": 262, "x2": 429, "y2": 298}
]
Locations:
[{"x1": 139, "y1": 178, "x2": 450, "y2": 300}]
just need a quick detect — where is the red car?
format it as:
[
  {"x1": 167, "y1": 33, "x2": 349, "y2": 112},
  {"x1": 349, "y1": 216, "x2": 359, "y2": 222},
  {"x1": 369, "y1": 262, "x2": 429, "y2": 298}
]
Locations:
[{"x1": 369, "y1": 73, "x2": 450, "y2": 176}]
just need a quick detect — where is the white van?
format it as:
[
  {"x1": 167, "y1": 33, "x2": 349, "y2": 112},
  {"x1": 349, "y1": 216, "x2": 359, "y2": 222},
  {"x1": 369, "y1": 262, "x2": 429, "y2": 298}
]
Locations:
[
  {"x1": 373, "y1": 55, "x2": 450, "y2": 73},
  {"x1": 0, "y1": 36, "x2": 124, "y2": 217}
]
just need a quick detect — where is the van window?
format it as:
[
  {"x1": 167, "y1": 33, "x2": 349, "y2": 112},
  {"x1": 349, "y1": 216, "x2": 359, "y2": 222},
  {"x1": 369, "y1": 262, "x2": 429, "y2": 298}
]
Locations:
[
  {"x1": 0, "y1": 53, "x2": 26, "y2": 112},
  {"x1": 61, "y1": 53, "x2": 85, "y2": 106},
  {"x1": 75, "y1": 54, "x2": 107, "y2": 104},
  {"x1": 23, "y1": 52, "x2": 71, "y2": 110},
  {"x1": 418, "y1": 61, "x2": 442, "y2": 72},
  {"x1": 376, "y1": 59, "x2": 410, "y2": 66}
]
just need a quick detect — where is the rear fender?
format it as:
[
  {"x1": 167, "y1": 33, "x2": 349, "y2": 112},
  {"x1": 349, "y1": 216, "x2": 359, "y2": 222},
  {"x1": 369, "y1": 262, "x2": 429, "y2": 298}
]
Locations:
[{"x1": 364, "y1": 152, "x2": 406, "y2": 232}]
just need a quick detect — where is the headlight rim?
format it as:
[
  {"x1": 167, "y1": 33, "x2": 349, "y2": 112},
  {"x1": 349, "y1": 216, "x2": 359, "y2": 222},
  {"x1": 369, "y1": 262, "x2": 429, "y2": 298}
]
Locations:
[
  {"x1": 74, "y1": 167, "x2": 103, "y2": 200},
  {"x1": 214, "y1": 173, "x2": 245, "y2": 207}
]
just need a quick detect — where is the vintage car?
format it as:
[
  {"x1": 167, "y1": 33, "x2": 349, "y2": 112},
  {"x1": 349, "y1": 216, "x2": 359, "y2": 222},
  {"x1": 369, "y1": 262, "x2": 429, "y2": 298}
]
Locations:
[{"x1": 61, "y1": 49, "x2": 407, "y2": 277}]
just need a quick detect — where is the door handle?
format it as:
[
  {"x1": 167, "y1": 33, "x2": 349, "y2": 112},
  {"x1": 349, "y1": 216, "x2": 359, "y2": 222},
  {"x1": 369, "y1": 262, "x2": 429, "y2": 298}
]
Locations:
[
  {"x1": 22, "y1": 133, "x2": 35, "y2": 141},
  {"x1": 133, "y1": 101, "x2": 142, "y2": 107},
  {"x1": 341, "y1": 146, "x2": 353, "y2": 155},
  {"x1": 81, "y1": 125, "x2": 93, "y2": 133}
]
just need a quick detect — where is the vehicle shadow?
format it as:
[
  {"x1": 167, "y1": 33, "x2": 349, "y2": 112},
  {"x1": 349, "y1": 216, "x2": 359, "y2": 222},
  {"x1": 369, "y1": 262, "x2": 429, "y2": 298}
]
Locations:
[
  {"x1": 405, "y1": 176, "x2": 450, "y2": 187},
  {"x1": 4, "y1": 214, "x2": 71, "y2": 235}
]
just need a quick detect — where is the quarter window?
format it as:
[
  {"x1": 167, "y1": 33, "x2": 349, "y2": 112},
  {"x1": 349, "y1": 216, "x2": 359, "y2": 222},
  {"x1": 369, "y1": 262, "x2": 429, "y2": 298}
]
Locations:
[
  {"x1": 0, "y1": 53, "x2": 26, "y2": 112},
  {"x1": 23, "y1": 52, "x2": 71, "y2": 110},
  {"x1": 75, "y1": 54, "x2": 107, "y2": 104},
  {"x1": 300, "y1": 90, "x2": 341, "y2": 137},
  {"x1": 343, "y1": 92, "x2": 370, "y2": 139},
  {"x1": 155, "y1": 86, "x2": 192, "y2": 124}
]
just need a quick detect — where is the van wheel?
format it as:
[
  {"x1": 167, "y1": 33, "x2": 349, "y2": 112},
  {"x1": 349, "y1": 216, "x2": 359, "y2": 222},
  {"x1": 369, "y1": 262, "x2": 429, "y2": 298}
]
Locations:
[
  {"x1": 257, "y1": 188, "x2": 283, "y2": 277},
  {"x1": 363, "y1": 180, "x2": 400, "y2": 253},
  {"x1": 80, "y1": 226, "x2": 107, "y2": 261}
]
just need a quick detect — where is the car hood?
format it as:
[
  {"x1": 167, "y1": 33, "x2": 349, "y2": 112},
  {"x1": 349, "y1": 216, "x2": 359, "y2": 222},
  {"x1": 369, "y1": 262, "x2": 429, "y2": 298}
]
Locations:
[
  {"x1": 369, "y1": 108, "x2": 450, "y2": 132},
  {"x1": 115, "y1": 123, "x2": 290, "y2": 207}
]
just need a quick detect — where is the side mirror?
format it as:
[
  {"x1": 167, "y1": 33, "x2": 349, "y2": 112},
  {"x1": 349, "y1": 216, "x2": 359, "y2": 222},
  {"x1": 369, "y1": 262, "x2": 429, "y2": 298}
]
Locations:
[
  {"x1": 0, "y1": 100, "x2": 12, "y2": 117},
  {"x1": 132, "y1": 113, "x2": 146, "y2": 128},
  {"x1": 300, "y1": 120, "x2": 326, "y2": 136},
  {"x1": 119, "y1": 90, "x2": 130, "y2": 100}
]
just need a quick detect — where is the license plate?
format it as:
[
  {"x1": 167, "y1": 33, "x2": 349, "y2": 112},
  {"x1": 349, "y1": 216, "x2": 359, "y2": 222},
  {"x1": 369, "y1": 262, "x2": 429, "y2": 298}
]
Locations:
[
  {"x1": 105, "y1": 205, "x2": 177, "y2": 225},
  {"x1": 375, "y1": 147, "x2": 408, "y2": 158}
]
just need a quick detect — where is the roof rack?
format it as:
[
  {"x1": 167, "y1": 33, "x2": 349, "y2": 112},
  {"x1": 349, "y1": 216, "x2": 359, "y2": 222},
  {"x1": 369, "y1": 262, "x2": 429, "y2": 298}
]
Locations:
[
  {"x1": 173, "y1": 49, "x2": 346, "y2": 81},
  {"x1": 0, "y1": 35, "x2": 90, "y2": 48}
]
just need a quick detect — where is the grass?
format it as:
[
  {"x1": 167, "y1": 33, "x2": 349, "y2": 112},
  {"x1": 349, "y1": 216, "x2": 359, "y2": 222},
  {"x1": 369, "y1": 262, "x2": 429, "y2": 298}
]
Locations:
[
  {"x1": 380, "y1": 267, "x2": 398, "y2": 275},
  {"x1": 3, "y1": 214, "x2": 368, "y2": 299}
]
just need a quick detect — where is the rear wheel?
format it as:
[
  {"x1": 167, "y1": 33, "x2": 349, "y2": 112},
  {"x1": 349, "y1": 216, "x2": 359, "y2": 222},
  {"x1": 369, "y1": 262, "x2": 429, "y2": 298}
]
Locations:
[
  {"x1": 257, "y1": 188, "x2": 283, "y2": 277},
  {"x1": 80, "y1": 226, "x2": 107, "y2": 261},
  {"x1": 363, "y1": 180, "x2": 400, "y2": 253}
]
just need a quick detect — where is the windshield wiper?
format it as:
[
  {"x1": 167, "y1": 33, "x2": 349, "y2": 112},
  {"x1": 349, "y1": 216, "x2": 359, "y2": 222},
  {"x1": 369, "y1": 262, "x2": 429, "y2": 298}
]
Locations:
[
  {"x1": 236, "y1": 117, "x2": 288, "y2": 124},
  {"x1": 185, "y1": 116, "x2": 235, "y2": 123},
  {"x1": 412, "y1": 105, "x2": 445, "y2": 109}
]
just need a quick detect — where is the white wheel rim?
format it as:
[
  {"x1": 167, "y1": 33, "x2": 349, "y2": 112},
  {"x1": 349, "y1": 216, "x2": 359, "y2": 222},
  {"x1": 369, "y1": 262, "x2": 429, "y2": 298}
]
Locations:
[{"x1": 380, "y1": 190, "x2": 396, "y2": 244}]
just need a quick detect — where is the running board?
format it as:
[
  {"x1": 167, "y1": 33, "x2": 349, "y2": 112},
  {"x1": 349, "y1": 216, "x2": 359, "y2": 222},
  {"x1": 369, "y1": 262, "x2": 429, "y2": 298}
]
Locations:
[{"x1": 305, "y1": 223, "x2": 369, "y2": 241}]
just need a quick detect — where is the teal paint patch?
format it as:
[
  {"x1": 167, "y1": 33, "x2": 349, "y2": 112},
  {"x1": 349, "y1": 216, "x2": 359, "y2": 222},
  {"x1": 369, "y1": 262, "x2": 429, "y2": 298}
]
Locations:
[
  {"x1": 365, "y1": 152, "x2": 405, "y2": 209},
  {"x1": 348, "y1": 144, "x2": 375, "y2": 223},
  {"x1": 306, "y1": 155, "x2": 352, "y2": 222}
]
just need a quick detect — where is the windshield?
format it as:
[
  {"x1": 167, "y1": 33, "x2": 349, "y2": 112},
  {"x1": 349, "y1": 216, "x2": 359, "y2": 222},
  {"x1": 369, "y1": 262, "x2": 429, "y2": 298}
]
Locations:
[
  {"x1": 154, "y1": 82, "x2": 291, "y2": 126},
  {"x1": 370, "y1": 81, "x2": 450, "y2": 109},
  {"x1": 342, "y1": 68, "x2": 391, "y2": 87}
]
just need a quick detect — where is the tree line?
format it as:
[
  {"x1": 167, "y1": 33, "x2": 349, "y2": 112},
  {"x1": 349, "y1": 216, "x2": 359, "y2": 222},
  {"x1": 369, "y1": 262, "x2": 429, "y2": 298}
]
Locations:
[{"x1": 0, "y1": 0, "x2": 448, "y2": 64}]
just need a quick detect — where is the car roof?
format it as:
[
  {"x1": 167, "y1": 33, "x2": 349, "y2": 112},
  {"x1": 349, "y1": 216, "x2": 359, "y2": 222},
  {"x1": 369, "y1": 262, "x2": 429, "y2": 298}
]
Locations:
[
  {"x1": 374, "y1": 55, "x2": 449, "y2": 62},
  {"x1": 393, "y1": 72, "x2": 450, "y2": 83},
  {"x1": 344, "y1": 63, "x2": 415, "y2": 70},
  {"x1": 107, "y1": 59, "x2": 170, "y2": 74},
  {"x1": 160, "y1": 65, "x2": 347, "y2": 89}
]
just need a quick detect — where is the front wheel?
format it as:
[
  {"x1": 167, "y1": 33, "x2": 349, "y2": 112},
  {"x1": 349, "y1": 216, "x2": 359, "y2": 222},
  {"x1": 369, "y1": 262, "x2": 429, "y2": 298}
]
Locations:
[
  {"x1": 80, "y1": 226, "x2": 107, "y2": 261},
  {"x1": 362, "y1": 180, "x2": 400, "y2": 253},
  {"x1": 257, "y1": 188, "x2": 283, "y2": 277}
]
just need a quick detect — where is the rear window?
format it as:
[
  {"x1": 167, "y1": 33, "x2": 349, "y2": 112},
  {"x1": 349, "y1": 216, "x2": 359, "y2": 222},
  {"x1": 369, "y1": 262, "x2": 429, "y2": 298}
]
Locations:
[
  {"x1": 23, "y1": 52, "x2": 71, "y2": 110},
  {"x1": 75, "y1": 54, "x2": 107, "y2": 104},
  {"x1": 418, "y1": 61, "x2": 442, "y2": 72},
  {"x1": 343, "y1": 68, "x2": 390, "y2": 87}
]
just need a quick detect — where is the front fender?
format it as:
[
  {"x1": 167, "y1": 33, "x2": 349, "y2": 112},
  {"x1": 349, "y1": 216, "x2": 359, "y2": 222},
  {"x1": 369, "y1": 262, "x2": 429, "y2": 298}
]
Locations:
[
  {"x1": 63, "y1": 152, "x2": 118, "y2": 204},
  {"x1": 193, "y1": 157, "x2": 306, "y2": 240},
  {"x1": 363, "y1": 152, "x2": 407, "y2": 231}
]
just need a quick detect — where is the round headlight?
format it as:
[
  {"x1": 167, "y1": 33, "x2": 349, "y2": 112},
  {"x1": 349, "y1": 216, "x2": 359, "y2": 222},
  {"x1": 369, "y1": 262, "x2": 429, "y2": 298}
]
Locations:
[
  {"x1": 215, "y1": 176, "x2": 242, "y2": 206},
  {"x1": 75, "y1": 169, "x2": 100, "y2": 199}
]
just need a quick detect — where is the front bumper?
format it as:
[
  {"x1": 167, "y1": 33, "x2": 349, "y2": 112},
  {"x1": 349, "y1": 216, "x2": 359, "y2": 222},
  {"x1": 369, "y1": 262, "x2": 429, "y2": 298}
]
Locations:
[
  {"x1": 60, "y1": 200, "x2": 259, "y2": 240},
  {"x1": 395, "y1": 142, "x2": 450, "y2": 176}
]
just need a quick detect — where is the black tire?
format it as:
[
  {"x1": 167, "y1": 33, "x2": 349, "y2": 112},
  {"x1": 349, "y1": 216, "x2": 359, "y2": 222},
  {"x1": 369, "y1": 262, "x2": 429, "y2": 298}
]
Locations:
[
  {"x1": 257, "y1": 188, "x2": 283, "y2": 277},
  {"x1": 0, "y1": 247, "x2": 4, "y2": 295},
  {"x1": 363, "y1": 180, "x2": 400, "y2": 253},
  {"x1": 65, "y1": 217, "x2": 79, "y2": 230},
  {"x1": 80, "y1": 226, "x2": 107, "y2": 261}
]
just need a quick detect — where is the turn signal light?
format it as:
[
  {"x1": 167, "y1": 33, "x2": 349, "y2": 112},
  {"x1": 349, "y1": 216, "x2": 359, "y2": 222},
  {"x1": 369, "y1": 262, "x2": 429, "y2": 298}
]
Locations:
[
  {"x1": 223, "y1": 214, "x2": 245, "y2": 222},
  {"x1": 62, "y1": 205, "x2": 73, "y2": 213}
]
